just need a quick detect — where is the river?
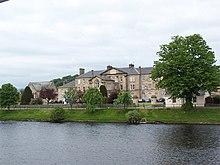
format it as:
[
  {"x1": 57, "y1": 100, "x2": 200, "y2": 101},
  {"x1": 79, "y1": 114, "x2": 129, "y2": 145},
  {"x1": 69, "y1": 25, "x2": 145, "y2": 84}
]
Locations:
[{"x1": 0, "y1": 122, "x2": 220, "y2": 165}]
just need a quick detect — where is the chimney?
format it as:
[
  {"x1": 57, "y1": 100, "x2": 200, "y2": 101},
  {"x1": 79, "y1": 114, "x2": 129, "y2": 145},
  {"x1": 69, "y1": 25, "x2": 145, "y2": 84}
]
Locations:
[
  {"x1": 129, "y1": 64, "x2": 134, "y2": 69},
  {"x1": 79, "y1": 68, "x2": 85, "y2": 75},
  {"x1": 91, "y1": 70, "x2": 94, "y2": 76},
  {"x1": 107, "y1": 65, "x2": 113, "y2": 70}
]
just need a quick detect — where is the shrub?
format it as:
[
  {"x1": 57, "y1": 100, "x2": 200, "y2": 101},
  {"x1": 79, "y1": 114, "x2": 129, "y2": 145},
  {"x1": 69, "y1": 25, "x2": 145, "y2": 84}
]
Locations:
[
  {"x1": 50, "y1": 107, "x2": 65, "y2": 123},
  {"x1": 126, "y1": 110, "x2": 142, "y2": 124},
  {"x1": 31, "y1": 98, "x2": 43, "y2": 105},
  {"x1": 213, "y1": 96, "x2": 220, "y2": 104},
  {"x1": 181, "y1": 102, "x2": 193, "y2": 111}
]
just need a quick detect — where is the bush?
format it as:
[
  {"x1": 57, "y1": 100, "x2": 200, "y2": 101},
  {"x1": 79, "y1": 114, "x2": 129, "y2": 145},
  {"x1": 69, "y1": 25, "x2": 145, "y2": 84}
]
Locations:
[
  {"x1": 126, "y1": 110, "x2": 142, "y2": 124},
  {"x1": 50, "y1": 107, "x2": 65, "y2": 123},
  {"x1": 181, "y1": 102, "x2": 193, "y2": 111},
  {"x1": 31, "y1": 98, "x2": 43, "y2": 105},
  {"x1": 213, "y1": 96, "x2": 220, "y2": 104}
]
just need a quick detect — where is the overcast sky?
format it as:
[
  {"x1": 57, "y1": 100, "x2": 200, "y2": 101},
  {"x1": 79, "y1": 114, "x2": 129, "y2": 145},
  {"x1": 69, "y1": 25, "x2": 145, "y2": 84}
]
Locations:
[{"x1": 0, "y1": 0, "x2": 220, "y2": 89}]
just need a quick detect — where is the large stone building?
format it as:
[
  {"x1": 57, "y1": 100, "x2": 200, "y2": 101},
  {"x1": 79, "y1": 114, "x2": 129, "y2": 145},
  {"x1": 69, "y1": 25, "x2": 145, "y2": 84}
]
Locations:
[{"x1": 75, "y1": 64, "x2": 165, "y2": 102}]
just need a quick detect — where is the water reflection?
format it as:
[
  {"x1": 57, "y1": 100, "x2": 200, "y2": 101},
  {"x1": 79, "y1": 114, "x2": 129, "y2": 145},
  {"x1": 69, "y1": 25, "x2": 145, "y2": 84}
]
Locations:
[
  {"x1": 0, "y1": 122, "x2": 220, "y2": 165},
  {"x1": 155, "y1": 125, "x2": 220, "y2": 164}
]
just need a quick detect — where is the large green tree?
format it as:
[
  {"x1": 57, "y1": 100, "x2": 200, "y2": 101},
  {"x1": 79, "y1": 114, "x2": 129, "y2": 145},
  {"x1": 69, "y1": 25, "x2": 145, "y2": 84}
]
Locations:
[
  {"x1": 64, "y1": 87, "x2": 78, "y2": 109},
  {"x1": 20, "y1": 86, "x2": 33, "y2": 105},
  {"x1": 0, "y1": 83, "x2": 20, "y2": 110},
  {"x1": 114, "y1": 91, "x2": 133, "y2": 110},
  {"x1": 151, "y1": 34, "x2": 220, "y2": 109},
  {"x1": 83, "y1": 88, "x2": 103, "y2": 112}
]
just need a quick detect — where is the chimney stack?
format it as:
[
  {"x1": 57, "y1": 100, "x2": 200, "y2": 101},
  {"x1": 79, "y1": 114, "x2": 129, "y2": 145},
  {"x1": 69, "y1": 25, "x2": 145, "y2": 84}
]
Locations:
[
  {"x1": 79, "y1": 68, "x2": 85, "y2": 75},
  {"x1": 129, "y1": 64, "x2": 134, "y2": 69},
  {"x1": 107, "y1": 65, "x2": 113, "y2": 70}
]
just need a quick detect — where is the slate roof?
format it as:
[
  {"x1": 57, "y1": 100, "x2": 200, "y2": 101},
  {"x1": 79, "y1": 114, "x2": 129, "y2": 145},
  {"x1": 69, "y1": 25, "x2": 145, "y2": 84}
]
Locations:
[
  {"x1": 77, "y1": 66, "x2": 154, "y2": 79},
  {"x1": 77, "y1": 70, "x2": 104, "y2": 78},
  {"x1": 28, "y1": 81, "x2": 56, "y2": 91},
  {"x1": 58, "y1": 80, "x2": 75, "y2": 88}
]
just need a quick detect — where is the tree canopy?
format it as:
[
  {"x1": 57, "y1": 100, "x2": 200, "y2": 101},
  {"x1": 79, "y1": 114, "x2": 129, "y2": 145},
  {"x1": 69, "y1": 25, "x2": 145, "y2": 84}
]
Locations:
[
  {"x1": 0, "y1": 83, "x2": 20, "y2": 110},
  {"x1": 20, "y1": 86, "x2": 33, "y2": 105},
  {"x1": 64, "y1": 87, "x2": 78, "y2": 109},
  {"x1": 151, "y1": 34, "x2": 220, "y2": 109},
  {"x1": 39, "y1": 88, "x2": 57, "y2": 103},
  {"x1": 114, "y1": 91, "x2": 133, "y2": 110},
  {"x1": 83, "y1": 88, "x2": 103, "y2": 112}
]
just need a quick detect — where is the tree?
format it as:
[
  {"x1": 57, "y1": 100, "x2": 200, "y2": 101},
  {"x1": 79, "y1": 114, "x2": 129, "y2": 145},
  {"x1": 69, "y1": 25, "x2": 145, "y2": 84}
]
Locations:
[
  {"x1": 20, "y1": 86, "x2": 33, "y2": 105},
  {"x1": 108, "y1": 91, "x2": 118, "y2": 104},
  {"x1": 39, "y1": 88, "x2": 57, "y2": 104},
  {"x1": 0, "y1": 83, "x2": 20, "y2": 110},
  {"x1": 100, "y1": 85, "x2": 108, "y2": 103},
  {"x1": 151, "y1": 34, "x2": 220, "y2": 110},
  {"x1": 64, "y1": 87, "x2": 78, "y2": 109},
  {"x1": 100, "y1": 85, "x2": 107, "y2": 97},
  {"x1": 83, "y1": 88, "x2": 103, "y2": 112},
  {"x1": 114, "y1": 91, "x2": 133, "y2": 110}
]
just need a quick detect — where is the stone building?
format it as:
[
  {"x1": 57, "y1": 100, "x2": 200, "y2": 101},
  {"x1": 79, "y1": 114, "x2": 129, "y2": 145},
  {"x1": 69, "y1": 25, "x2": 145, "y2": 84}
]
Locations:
[{"x1": 75, "y1": 64, "x2": 165, "y2": 103}]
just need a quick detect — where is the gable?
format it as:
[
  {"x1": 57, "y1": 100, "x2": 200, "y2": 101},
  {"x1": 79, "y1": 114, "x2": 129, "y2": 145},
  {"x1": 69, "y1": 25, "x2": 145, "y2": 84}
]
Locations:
[{"x1": 102, "y1": 68, "x2": 126, "y2": 75}]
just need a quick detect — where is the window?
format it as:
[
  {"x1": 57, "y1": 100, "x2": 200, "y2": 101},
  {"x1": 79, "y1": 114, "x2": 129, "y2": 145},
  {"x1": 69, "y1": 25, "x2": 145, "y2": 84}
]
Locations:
[
  {"x1": 130, "y1": 76, "x2": 135, "y2": 82},
  {"x1": 141, "y1": 75, "x2": 145, "y2": 81},
  {"x1": 107, "y1": 83, "x2": 111, "y2": 90},
  {"x1": 142, "y1": 85, "x2": 146, "y2": 90},
  {"x1": 94, "y1": 79, "x2": 100, "y2": 88},
  {"x1": 78, "y1": 79, "x2": 81, "y2": 85},
  {"x1": 148, "y1": 84, "x2": 152, "y2": 90},
  {"x1": 82, "y1": 79, "x2": 85, "y2": 85},
  {"x1": 120, "y1": 85, "x2": 123, "y2": 90},
  {"x1": 172, "y1": 98, "x2": 176, "y2": 103},
  {"x1": 130, "y1": 84, "x2": 135, "y2": 90}
]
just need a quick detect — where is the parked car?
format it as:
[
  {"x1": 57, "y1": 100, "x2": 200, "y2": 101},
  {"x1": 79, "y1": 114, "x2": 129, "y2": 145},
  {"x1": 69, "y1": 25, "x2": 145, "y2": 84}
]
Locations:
[
  {"x1": 145, "y1": 99, "x2": 151, "y2": 103},
  {"x1": 138, "y1": 99, "x2": 146, "y2": 103},
  {"x1": 157, "y1": 98, "x2": 165, "y2": 102}
]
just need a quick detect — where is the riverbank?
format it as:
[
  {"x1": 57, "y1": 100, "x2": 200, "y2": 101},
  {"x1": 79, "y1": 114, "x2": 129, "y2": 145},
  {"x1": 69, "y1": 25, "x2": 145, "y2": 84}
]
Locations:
[{"x1": 0, "y1": 108, "x2": 220, "y2": 124}]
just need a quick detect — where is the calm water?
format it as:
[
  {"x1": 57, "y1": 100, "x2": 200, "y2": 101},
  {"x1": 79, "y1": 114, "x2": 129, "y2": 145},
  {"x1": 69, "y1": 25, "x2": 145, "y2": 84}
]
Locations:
[{"x1": 0, "y1": 122, "x2": 220, "y2": 165}]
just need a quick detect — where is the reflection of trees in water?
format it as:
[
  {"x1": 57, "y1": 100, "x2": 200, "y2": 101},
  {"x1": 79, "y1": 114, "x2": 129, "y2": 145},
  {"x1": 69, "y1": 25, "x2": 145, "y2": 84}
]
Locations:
[
  {"x1": 163, "y1": 125, "x2": 219, "y2": 149},
  {"x1": 154, "y1": 125, "x2": 220, "y2": 164}
]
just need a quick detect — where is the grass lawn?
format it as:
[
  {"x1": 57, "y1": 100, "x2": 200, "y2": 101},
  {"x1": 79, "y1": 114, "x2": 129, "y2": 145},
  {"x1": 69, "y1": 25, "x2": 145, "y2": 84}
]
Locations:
[{"x1": 0, "y1": 107, "x2": 220, "y2": 124}]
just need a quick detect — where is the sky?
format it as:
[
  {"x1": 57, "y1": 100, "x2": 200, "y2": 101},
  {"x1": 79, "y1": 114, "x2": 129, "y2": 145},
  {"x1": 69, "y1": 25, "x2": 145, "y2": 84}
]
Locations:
[{"x1": 0, "y1": 0, "x2": 220, "y2": 89}]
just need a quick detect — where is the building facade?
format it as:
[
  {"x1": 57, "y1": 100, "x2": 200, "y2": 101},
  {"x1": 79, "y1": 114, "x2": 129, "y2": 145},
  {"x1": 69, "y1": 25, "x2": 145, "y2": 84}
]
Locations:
[{"x1": 75, "y1": 64, "x2": 165, "y2": 102}]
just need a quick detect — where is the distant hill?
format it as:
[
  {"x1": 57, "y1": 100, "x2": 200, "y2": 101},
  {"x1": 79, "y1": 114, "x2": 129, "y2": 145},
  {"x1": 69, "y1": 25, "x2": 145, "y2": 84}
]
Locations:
[{"x1": 52, "y1": 74, "x2": 78, "y2": 87}]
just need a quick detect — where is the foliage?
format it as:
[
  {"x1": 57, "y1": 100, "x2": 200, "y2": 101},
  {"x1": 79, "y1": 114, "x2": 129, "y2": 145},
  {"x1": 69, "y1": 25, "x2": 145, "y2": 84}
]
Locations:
[
  {"x1": 213, "y1": 96, "x2": 220, "y2": 104},
  {"x1": 64, "y1": 87, "x2": 78, "y2": 109},
  {"x1": 114, "y1": 91, "x2": 133, "y2": 109},
  {"x1": 83, "y1": 88, "x2": 103, "y2": 112},
  {"x1": 77, "y1": 90, "x2": 84, "y2": 103},
  {"x1": 108, "y1": 91, "x2": 118, "y2": 104},
  {"x1": 0, "y1": 83, "x2": 19, "y2": 110},
  {"x1": 126, "y1": 110, "x2": 142, "y2": 124},
  {"x1": 20, "y1": 86, "x2": 33, "y2": 105},
  {"x1": 100, "y1": 85, "x2": 108, "y2": 97},
  {"x1": 31, "y1": 98, "x2": 43, "y2": 105},
  {"x1": 39, "y1": 88, "x2": 57, "y2": 103},
  {"x1": 52, "y1": 74, "x2": 78, "y2": 87},
  {"x1": 151, "y1": 34, "x2": 220, "y2": 109},
  {"x1": 50, "y1": 107, "x2": 65, "y2": 123}
]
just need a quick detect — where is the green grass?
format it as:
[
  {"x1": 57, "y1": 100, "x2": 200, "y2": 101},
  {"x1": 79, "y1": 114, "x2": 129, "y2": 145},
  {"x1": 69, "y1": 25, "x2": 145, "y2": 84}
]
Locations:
[
  {"x1": 1, "y1": 108, "x2": 220, "y2": 124},
  {"x1": 141, "y1": 108, "x2": 220, "y2": 124}
]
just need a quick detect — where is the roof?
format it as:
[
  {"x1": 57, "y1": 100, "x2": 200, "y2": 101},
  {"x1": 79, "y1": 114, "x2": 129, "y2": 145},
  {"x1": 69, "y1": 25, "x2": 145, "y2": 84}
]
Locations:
[
  {"x1": 58, "y1": 80, "x2": 75, "y2": 88},
  {"x1": 28, "y1": 81, "x2": 56, "y2": 91},
  {"x1": 76, "y1": 66, "x2": 154, "y2": 79},
  {"x1": 77, "y1": 70, "x2": 104, "y2": 78},
  {"x1": 89, "y1": 75, "x2": 114, "y2": 81}
]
